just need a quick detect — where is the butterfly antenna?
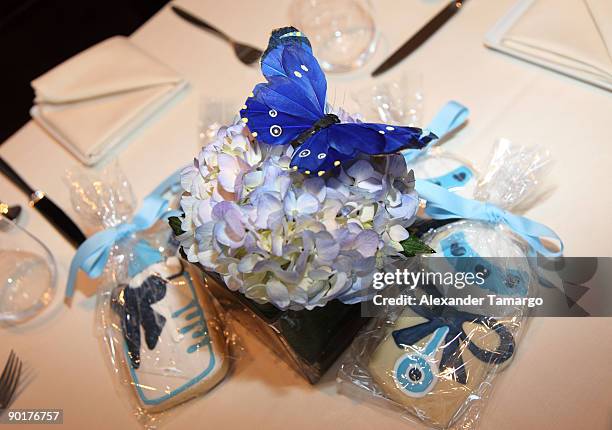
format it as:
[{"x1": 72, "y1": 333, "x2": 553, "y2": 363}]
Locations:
[{"x1": 332, "y1": 87, "x2": 337, "y2": 111}]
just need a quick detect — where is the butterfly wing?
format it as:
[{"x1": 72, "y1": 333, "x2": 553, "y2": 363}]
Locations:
[
  {"x1": 241, "y1": 79, "x2": 318, "y2": 146},
  {"x1": 290, "y1": 123, "x2": 435, "y2": 174},
  {"x1": 356, "y1": 123, "x2": 437, "y2": 153},
  {"x1": 240, "y1": 27, "x2": 326, "y2": 145},
  {"x1": 242, "y1": 27, "x2": 433, "y2": 169},
  {"x1": 289, "y1": 128, "x2": 350, "y2": 174},
  {"x1": 261, "y1": 27, "x2": 313, "y2": 77},
  {"x1": 260, "y1": 27, "x2": 326, "y2": 113}
]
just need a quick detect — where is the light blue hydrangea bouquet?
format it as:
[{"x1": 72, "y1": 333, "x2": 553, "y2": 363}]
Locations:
[
  {"x1": 175, "y1": 119, "x2": 432, "y2": 310},
  {"x1": 172, "y1": 27, "x2": 435, "y2": 310}
]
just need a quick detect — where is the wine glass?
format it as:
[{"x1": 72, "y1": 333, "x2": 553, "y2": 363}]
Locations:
[
  {"x1": 0, "y1": 217, "x2": 57, "y2": 323},
  {"x1": 351, "y1": 71, "x2": 424, "y2": 125},
  {"x1": 290, "y1": 0, "x2": 377, "y2": 73},
  {"x1": 198, "y1": 97, "x2": 238, "y2": 144}
]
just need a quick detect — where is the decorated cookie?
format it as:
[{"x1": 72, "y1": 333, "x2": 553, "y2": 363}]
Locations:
[
  {"x1": 111, "y1": 246, "x2": 229, "y2": 413},
  {"x1": 368, "y1": 296, "x2": 517, "y2": 429},
  {"x1": 424, "y1": 220, "x2": 528, "y2": 260},
  {"x1": 421, "y1": 220, "x2": 533, "y2": 318}
]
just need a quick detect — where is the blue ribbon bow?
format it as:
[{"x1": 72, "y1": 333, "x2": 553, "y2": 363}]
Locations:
[
  {"x1": 403, "y1": 101, "x2": 469, "y2": 163},
  {"x1": 66, "y1": 169, "x2": 182, "y2": 299},
  {"x1": 415, "y1": 179, "x2": 564, "y2": 258}
]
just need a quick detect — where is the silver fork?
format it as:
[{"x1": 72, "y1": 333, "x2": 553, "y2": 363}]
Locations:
[
  {"x1": 171, "y1": 5, "x2": 263, "y2": 65},
  {"x1": 0, "y1": 351, "x2": 22, "y2": 409}
]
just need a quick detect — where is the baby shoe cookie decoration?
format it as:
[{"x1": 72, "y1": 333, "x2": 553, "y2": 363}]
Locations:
[{"x1": 111, "y1": 241, "x2": 229, "y2": 412}]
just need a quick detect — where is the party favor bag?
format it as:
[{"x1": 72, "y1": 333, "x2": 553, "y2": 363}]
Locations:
[{"x1": 65, "y1": 164, "x2": 238, "y2": 426}]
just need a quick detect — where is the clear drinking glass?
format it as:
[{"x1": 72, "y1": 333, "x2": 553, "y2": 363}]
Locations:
[
  {"x1": 290, "y1": 0, "x2": 377, "y2": 73},
  {"x1": 198, "y1": 97, "x2": 238, "y2": 144},
  {"x1": 351, "y1": 71, "x2": 424, "y2": 126},
  {"x1": 0, "y1": 217, "x2": 56, "y2": 323}
]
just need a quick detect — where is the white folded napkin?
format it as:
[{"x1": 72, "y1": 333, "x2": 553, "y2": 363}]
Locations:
[
  {"x1": 488, "y1": 0, "x2": 612, "y2": 90},
  {"x1": 31, "y1": 36, "x2": 188, "y2": 165}
]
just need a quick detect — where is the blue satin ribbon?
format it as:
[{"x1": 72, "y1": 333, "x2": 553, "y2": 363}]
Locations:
[
  {"x1": 415, "y1": 179, "x2": 563, "y2": 258},
  {"x1": 426, "y1": 100, "x2": 469, "y2": 139},
  {"x1": 128, "y1": 240, "x2": 164, "y2": 278},
  {"x1": 403, "y1": 101, "x2": 469, "y2": 163},
  {"x1": 66, "y1": 169, "x2": 183, "y2": 299}
]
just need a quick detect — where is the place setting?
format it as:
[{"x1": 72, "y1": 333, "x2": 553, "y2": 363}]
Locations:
[{"x1": 0, "y1": 1, "x2": 610, "y2": 429}]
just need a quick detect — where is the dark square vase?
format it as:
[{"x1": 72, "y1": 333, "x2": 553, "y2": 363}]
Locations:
[{"x1": 191, "y1": 266, "x2": 369, "y2": 384}]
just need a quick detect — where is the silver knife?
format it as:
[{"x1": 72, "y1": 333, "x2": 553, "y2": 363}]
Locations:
[
  {"x1": 0, "y1": 157, "x2": 86, "y2": 248},
  {"x1": 372, "y1": 0, "x2": 468, "y2": 77}
]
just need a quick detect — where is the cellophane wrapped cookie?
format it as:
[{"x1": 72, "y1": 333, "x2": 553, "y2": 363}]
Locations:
[
  {"x1": 66, "y1": 164, "x2": 240, "y2": 427},
  {"x1": 337, "y1": 294, "x2": 527, "y2": 429},
  {"x1": 337, "y1": 140, "x2": 555, "y2": 429}
]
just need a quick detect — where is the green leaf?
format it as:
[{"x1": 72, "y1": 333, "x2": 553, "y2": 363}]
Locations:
[
  {"x1": 400, "y1": 236, "x2": 436, "y2": 257},
  {"x1": 168, "y1": 215, "x2": 185, "y2": 236}
]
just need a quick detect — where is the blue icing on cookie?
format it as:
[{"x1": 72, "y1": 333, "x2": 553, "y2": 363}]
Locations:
[
  {"x1": 171, "y1": 300, "x2": 211, "y2": 353},
  {"x1": 124, "y1": 272, "x2": 220, "y2": 407},
  {"x1": 393, "y1": 326, "x2": 449, "y2": 397},
  {"x1": 425, "y1": 165, "x2": 473, "y2": 190},
  {"x1": 111, "y1": 274, "x2": 168, "y2": 369},
  {"x1": 392, "y1": 285, "x2": 515, "y2": 386},
  {"x1": 171, "y1": 299, "x2": 197, "y2": 318},
  {"x1": 174, "y1": 301, "x2": 210, "y2": 354},
  {"x1": 440, "y1": 231, "x2": 528, "y2": 297}
]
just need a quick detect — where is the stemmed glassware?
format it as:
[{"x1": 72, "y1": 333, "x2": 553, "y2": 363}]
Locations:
[
  {"x1": 0, "y1": 217, "x2": 56, "y2": 323},
  {"x1": 351, "y1": 71, "x2": 425, "y2": 126},
  {"x1": 198, "y1": 97, "x2": 237, "y2": 144},
  {"x1": 290, "y1": 0, "x2": 377, "y2": 73}
]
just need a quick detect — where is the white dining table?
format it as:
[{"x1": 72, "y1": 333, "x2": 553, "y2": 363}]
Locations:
[{"x1": 1, "y1": 0, "x2": 611, "y2": 429}]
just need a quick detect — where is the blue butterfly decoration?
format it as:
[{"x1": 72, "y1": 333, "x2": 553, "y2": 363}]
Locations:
[{"x1": 240, "y1": 27, "x2": 436, "y2": 175}]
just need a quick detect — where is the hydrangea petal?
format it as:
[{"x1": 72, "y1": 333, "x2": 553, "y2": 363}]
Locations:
[
  {"x1": 303, "y1": 177, "x2": 326, "y2": 202},
  {"x1": 243, "y1": 171, "x2": 264, "y2": 188},
  {"x1": 346, "y1": 160, "x2": 374, "y2": 182},
  {"x1": 264, "y1": 282, "x2": 290, "y2": 308},
  {"x1": 352, "y1": 230, "x2": 379, "y2": 257},
  {"x1": 297, "y1": 192, "x2": 320, "y2": 214},
  {"x1": 387, "y1": 192, "x2": 419, "y2": 219},
  {"x1": 389, "y1": 224, "x2": 410, "y2": 242}
]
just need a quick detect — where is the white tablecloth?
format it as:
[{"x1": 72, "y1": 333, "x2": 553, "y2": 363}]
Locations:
[{"x1": 1, "y1": 0, "x2": 611, "y2": 429}]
